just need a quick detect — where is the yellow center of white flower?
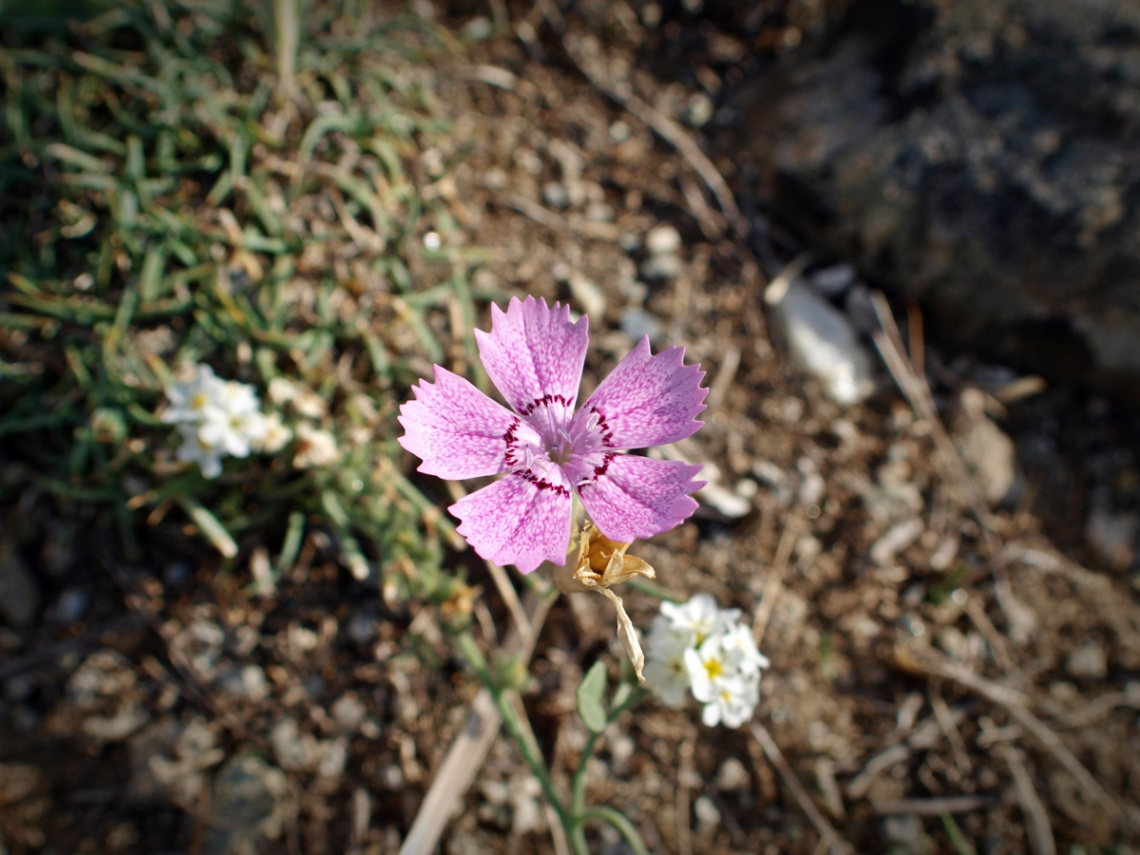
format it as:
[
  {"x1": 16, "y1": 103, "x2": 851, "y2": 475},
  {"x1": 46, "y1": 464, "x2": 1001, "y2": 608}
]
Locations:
[{"x1": 704, "y1": 658, "x2": 724, "y2": 681}]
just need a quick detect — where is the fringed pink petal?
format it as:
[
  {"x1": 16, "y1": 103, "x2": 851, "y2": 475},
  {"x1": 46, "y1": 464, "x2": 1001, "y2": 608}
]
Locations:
[
  {"x1": 450, "y1": 473, "x2": 574, "y2": 573},
  {"x1": 576, "y1": 454, "x2": 705, "y2": 543},
  {"x1": 398, "y1": 366, "x2": 536, "y2": 480},
  {"x1": 572, "y1": 336, "x2": 706, "y2": 451},
  {"x1": 474, "y1": 296, "x2": 588, "y2": 436}
]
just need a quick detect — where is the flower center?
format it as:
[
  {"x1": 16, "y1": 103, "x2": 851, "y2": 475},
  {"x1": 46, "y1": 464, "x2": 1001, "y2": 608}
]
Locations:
[{"x1": 548, "y1": 428, "x2": 574, "y2": 465}]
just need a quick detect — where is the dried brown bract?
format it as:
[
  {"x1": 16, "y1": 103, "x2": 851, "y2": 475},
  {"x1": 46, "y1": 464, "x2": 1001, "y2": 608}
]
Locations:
[{"x1": 552, "y1": 521, "x2": 656, "y2": 681}]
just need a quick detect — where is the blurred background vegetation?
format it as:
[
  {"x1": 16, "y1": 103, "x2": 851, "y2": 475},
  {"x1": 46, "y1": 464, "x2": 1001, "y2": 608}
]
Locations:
[{"x1": 0, "y1": 0, "x2": 491, "y2": 610}]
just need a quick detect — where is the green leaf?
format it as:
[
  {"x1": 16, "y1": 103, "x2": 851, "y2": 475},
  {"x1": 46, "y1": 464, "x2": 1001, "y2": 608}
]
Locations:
[{"x1": 577, "y1": 661, "x2": 608, "y2": 734}]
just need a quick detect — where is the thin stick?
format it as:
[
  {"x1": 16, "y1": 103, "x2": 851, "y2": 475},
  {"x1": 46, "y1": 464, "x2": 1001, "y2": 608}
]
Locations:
[
  {"x1": 895, "y1": 642, "x2": 1124, "y2": 824},
  {"x1": 929, "y1": 684, "x2": 973, "y2": 773},
  {"x1": 963, "y1": 595, "x2": 1016, "y2": 674},
  {"x1": 705, "y1": 344, "x2": 740, "y2": 410},
  {"x1": 872, "y1": 795, "x2": 999, "y2": 816},
  {"x1": 1049, "y1": 692, "x2": 1132, "y2": 730},
  {"x1": 870, "y1": 293, "x2": 999, "y2": 549},
  {"x1": 753, "y1": 515, "x2": 800, "y2": 646},
  {"x1": 996, "y1": 743, "x2": 1056, "y2": 855},
  {"x1": 750, "y1": 722, "x2": 851, "y2": 855}
]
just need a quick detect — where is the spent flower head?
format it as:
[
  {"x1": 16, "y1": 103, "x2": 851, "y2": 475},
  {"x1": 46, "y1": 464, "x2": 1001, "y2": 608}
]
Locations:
[{"x1": 398, "y1": 296, "x2": 707, "y2": 573}]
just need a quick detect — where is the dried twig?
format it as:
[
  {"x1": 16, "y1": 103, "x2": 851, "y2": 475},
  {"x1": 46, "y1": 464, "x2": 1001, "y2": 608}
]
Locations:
[
  {"x1": 871, "y1": 292, "x2": 999, "y2": 549},
  {"x1": 750, "y1": 722, "x2": 851, "y2": 855},
  {"x1": 963, "y1": 594, "x2": 1016, "y2": 674},
  {"x1": 995, "y1": 742, "x2": 1056, "y2": 855},
  {"x1": 562, "y1": 32, "x2": 747, "y2": 239},
  {"x1": 845, "y1": 744, "x2": 910, "y2": 801},
  {"x1": 500, "y1": 192, "x2": 621, "y2": 241},
  {"x1": 895, "y1": 642, "x2": 1124, "y2": 824},
  {"x1": 1049, "y1": 691, "x2": 1135, "y2": 730},
  {"x1": 752, "y1": 515, "x2": 800, "y2": 646},
  {"x1": 872, "y1": 794, "x2": 999, "y2": 816},
  {"x1": 929, "y1": 685, "x2": 973, "y2": 774},
  {"x1": 705, "y1": 344, "x2": 740, "y2": 410}
]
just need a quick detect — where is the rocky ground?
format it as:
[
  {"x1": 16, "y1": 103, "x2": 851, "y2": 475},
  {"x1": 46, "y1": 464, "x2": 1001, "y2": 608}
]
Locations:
[{"x1": 1, "y1": 2, "x2": 1139, "y2": 854}]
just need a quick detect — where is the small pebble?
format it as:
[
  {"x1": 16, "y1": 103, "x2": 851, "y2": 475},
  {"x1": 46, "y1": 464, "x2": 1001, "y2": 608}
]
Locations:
[
  {"x1": 685, "y1": 92, "x2": 714, "y2": 127},
  {"x1": 645, "y1": 224, "x2": 681, "y2": 256},
  {"x1": 585, "y1": 201, "x2": 615, "y2": 222},
  {"x1": 609, "y1": 120, "x2": 632, "y2": 143},
  {"x1": 332, "y1": 693, "x2": 366, "y2": 733},
  {"x1": 1065, "y1": 639, "x2": 1108, "y2": 679},
  {"x1": 640, "y1": 253, "x2": 681, "y2": 281},
  {"x1": 693, "y1": 794, "x2": 720, "y2": 827},
  {"x1": 715, "y1": 757, "x2": 750, "y2": 791},
  {"x1": 54, "y1": 587, "x2": 90, "y2": 623},
  {"x1": 541, "y1": 181, "x2": 570, "y2": 209},
  {"x1": 810, "y1": 263, "x2": 857, "y2": 297},
  {"x1": 620, "y1": 308, "x2": 664, "y2": 343},
  {"x1": 346, "y1": 612, "x2": 378, "y2": 645}
]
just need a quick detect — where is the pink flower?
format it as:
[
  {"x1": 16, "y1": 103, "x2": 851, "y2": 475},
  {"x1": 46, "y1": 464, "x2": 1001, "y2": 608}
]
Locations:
[{"x1": 398, "y1": 296, "x2": 708, "y2": 573}]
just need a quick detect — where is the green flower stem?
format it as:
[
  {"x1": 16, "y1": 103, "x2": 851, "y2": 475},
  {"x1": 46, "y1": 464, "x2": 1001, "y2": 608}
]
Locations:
[
  {"x1": 579, "y1": 806, "x2": 651, "y2": 855},
  {"x1": 570, "y1": 686, "x2": 649, "y2": 815},
  {"x1": 453, "y1": 631, "x2": 586, "y2": 855},
  {"x1": 569, "y1": 685, "x2": 651, "y2": 852}
]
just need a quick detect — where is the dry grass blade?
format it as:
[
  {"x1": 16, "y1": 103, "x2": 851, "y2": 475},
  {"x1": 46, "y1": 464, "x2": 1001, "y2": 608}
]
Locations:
[
  {"x1": 871, "y1": 795, "x2": 999, "y2": 816},
  {"x1": 398, "y1": 589, "x2": 554, "y2": 855},
  {"x1": 996, "y1": 743, "x2": 1056, "y2": 855},
  {"x1": 1049, "y1": 691, "x2": 1133, "y2": 730},
  {"x1": 870, "y1": 292, "x2": 999, "y2": 548},
  {"x1": 752, "y1": 515, "x2": 800, "y2": 646},
  {"x1": 750, "y1": 722, "x2": 851, "y2": 855},
  {"x1": 895, "y1": 642, "x2": 1125, "y2": 825}
]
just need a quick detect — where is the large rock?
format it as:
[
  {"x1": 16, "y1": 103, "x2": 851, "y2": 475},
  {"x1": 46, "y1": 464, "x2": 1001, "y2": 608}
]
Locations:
[{"x1": 734, "y1": 0, "x2": 1140, "y2": 392}]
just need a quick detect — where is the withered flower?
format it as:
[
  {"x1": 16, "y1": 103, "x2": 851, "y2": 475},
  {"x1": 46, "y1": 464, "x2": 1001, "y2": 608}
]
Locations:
[{"x1": 552, "y1": 521, "x2": 656, "y2": 680}]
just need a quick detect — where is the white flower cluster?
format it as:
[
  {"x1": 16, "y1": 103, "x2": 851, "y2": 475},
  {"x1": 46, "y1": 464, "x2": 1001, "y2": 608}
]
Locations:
[
  {"x1": 644, "y1": 593, "x2": 769, "y2": 729},
  {"x1": 163, "y1": 364, "x2": 289, "y2": 478}
]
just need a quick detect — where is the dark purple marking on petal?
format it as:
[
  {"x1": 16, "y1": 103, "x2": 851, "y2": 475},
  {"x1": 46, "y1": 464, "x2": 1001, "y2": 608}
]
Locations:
[
  {"x1": 516, "y1": 470, "x2": 570, "y2": 497},
  {"x1": 502, "y1": 415, "x2": 570, "y2": 496},
  {"x1": 503, "y1": 417, "x2": 521, "y2": 467},
  {"x1": 582, "y1": 451, "x2": 618, "y2": 485},
  {"x1": 519, "y1": 393, "x2": 574, "y2": 417},
  {"x1": 588, "y1": 406, "x2": 616, "y2": 448}
]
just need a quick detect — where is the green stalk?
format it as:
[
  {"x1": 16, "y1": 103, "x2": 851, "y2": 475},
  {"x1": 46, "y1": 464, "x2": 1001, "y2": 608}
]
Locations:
[
  {"x1": 580, "y1": 806, "x2": 651, "y2": 855},
  {"x1": 569, "y1": 685, "x2": 651, "y2": 852},
  {"x1": 453, "y1": 632, "x2": 588, "y2": 855}
]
